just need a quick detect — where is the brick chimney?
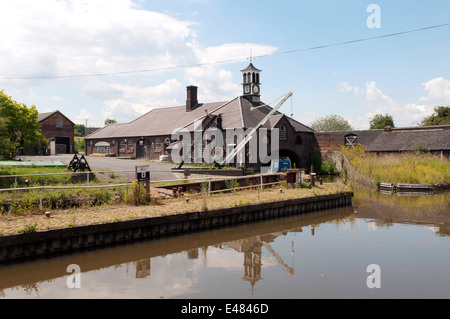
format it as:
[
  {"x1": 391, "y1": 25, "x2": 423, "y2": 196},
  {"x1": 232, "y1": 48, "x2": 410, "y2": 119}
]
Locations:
[
  {"x1": 186, "y1": 85, "x2": 198, "y2": 112},
  {"x1": 383, "y1": 125, "x2": 392, "y2": 132}
]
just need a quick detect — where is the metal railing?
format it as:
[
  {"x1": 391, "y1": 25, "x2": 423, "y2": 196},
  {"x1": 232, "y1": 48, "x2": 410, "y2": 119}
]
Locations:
[{"x1": 0, "y1": 170, "x2": 284, "y2": 212}]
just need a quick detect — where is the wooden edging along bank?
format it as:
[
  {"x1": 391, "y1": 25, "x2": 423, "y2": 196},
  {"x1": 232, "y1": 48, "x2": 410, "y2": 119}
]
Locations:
[{"x1": 0, "y1": 192, "x2": 353, "y2": 262}]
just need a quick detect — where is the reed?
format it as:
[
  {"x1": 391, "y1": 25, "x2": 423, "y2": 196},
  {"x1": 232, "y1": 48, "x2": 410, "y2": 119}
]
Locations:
[{"x1": 339, "y1": 145, "x2": 450, "y2": 184}]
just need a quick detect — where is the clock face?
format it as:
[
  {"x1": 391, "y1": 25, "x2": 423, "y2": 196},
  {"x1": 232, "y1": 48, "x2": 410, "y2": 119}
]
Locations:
[{"x1": 252, "y1": 84, "x2": 260, "y2": 95}]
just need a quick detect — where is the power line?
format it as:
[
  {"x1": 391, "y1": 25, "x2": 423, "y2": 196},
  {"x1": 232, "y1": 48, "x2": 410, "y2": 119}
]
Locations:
[{"x1": 2, "y1": 22, "x2": 450, "y2": 81}]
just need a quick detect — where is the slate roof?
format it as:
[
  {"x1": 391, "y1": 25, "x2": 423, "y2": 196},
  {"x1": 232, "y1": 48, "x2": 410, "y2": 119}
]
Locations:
[
  {"x1": 85, "y1": 96, "x2": 313, "y2": 140},
  {"x1": 37, "y1": 112, "x2": 56, "y2": 122},
  {"x1": 240, "y1": 63, "x2": 261, "y2": 73},
  {"x1": 365, "y1": 125, "x2": 450, "y2": 152},
  {"x1": 38, "y1": 111, "x2": 75, "y2": 125}
]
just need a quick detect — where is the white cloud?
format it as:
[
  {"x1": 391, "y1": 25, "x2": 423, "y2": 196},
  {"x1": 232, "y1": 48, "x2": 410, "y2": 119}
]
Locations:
[
  {"x1": 337, "y1": 82, "x2": 362, "y2": 95},
  {"x1": 364, "y1": 81, "x2": 395, "y2": 107},
  {"x1": 73, "y1": 108, "x2": 95, "y2": 126},
  {"x1": 337, "y1": 80, "x2": 445, "y2": 129},
  {"x1": 419, "y1": 77, "x2": 450, "y2": 103},
  {"x1": 96, "y1": 78, "x2": 183, "y2": 123},
  {"x1": 0, "y1": 0, "x2": 195, "y2": 80},
  {"x1": 1, "y1": 0, "x2": 279, "y2": 124}
]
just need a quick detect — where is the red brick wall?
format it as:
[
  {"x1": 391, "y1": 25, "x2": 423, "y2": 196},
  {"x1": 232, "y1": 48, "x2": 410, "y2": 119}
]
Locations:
[{"x1": 40, "y1": 112, "x2": 74, "y2": 153}]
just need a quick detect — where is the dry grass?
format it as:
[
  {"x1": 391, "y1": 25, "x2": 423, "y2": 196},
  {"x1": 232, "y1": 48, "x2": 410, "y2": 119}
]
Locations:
[
  {"x1": 339, "y1": 145, "x2": 450, "y2": 184},
  {"x1": 0, "y1": 182, "x2": 350, "y2": 236}
]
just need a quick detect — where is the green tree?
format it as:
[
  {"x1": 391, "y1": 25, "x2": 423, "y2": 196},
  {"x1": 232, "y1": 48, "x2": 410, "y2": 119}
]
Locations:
[
  {"x1": 310, "y1": 115, "x2": 353, "y2": 131},
  {"x1": 104, "y1": 118, "x2": 117, "y2": 125},
  {"x1": 369, "y1": 114, "x2": 395, "y2": 129},
  {"x1": 74, "y1": 124, "x2": 85, "y2": 137},
  {"x1": 421, "y1": 106, "x2": 450, "y2": 126},
  {"x1": 0, "y1": 90, "x2": 43, "y2": 159}
]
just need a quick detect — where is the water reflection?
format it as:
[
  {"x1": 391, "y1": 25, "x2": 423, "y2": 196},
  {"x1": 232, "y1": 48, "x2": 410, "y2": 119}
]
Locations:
[
  {"x1": 0, "y1": 207, "x2": 354, "y2": 298},
  {"x1": 0, "y1": 189, "x2": 449, "y2": 299}
]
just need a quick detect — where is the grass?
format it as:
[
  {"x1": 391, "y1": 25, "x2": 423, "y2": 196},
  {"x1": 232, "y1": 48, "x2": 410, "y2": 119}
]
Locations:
[
  {"x1": 0, "y1": 181, "x2": 350, "y2": 236},
  {"x1": 338, "y1": 145, "x2": 450, "y2": 185},
  {"x1": 0, "y1": 165, "x2": 71, "y2": 188}
]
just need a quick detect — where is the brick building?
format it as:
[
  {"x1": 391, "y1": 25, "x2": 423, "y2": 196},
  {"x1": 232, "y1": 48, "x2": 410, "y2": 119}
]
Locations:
[
  {"x1": 85, "y1": 63, "x2": 315, "y2": 170},
  {"x1": 38, "y1": 111, "x2": 75, "y2": 154},
  {"x1": 313, "y1": 125, "x2": 450, "y2": 159}
]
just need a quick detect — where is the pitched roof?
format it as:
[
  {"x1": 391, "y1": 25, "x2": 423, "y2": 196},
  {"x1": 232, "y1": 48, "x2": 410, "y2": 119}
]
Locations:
[
  {"x1": 240, "y1": 63, "x2": 261, "y2": 73},
  {"x1": 37, "y1": 111, "x2": 57, "y2": 122},
  {"x1": 38, "y1": 111, "x2": 75, "y2": 125},
  {"x1": 85, "y1": 96, "x2": 313, "y2": 140},
  {"x1": 365, "y1": 126, "x2": 450, "y2": 152}
]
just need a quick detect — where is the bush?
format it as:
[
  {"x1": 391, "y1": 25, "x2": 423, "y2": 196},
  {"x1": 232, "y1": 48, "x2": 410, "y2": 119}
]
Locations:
[{"x1": 320, "y1": 157, "x2": 339, "y2": 175}]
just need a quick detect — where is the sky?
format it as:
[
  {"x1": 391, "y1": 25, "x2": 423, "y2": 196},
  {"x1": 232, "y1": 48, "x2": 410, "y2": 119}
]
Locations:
[{"x1": 1, "y1": 0, "x2": 450, "y2": 130}]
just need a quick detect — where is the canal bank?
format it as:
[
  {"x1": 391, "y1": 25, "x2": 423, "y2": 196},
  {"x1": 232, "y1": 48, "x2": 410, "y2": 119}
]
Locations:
[{"x1": 0, "y1": 191, "x2": 353, "y2": 262}]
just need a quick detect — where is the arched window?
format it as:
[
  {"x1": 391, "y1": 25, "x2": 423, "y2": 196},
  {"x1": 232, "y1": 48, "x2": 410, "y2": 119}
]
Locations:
[
  {"x1": 243, "y1": 73, "x2": 247, "y2": 83},
  {"x1": 252, "y1": 72, "x2": 255, "y2": 83},
  {"x1": 256, "y1": 73, "x2": 260, "y2": 84},
  {"x1": 295, "y1": 135, "x2": 302, "y2": 145},
  {"x1": 95, "y1": 141, "x2": 110, "y2": 154},
  {"x1": 280, "y1": 125, "x2": 287, "y2": 141}
]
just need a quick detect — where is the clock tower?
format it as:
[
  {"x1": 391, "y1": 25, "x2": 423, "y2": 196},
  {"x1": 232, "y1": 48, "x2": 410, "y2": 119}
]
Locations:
[{"x1": 241, "y1": 63, "x2": 261, "y2": 104}]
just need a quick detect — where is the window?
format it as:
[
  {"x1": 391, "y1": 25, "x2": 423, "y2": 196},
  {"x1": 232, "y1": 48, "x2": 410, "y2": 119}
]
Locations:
[
  {"x1": 56, "y1": 120, "x2": 63, "y2": 128},
  {"x1": 120, "y1": 140, "x2": 126, "y2": 151},
  {"x1": 280, "y1": 125, "x2": 287, "y2": 141},
  {"x1": 155, "y1": 138, "x2": 162, "y2": 150},
  {"x1": 344, "y1": 134, "x2": 358, "y2": 147},
  {"x1": 295, "y1": 135, "x2": 303, "y2": 145},
  {"x1": 95, "y1": 141, "x2": 110, "y2": 154},
  {"x1": 128, "y1": 140, "x2": 134, "y2": 151}
]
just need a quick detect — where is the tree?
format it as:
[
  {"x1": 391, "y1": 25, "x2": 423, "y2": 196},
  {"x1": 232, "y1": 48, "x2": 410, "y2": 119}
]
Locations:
[
  {"x1": 421, "y1": 106, "x2": 450, "y2": 126},
  {"x1": 310, "y1": 115, "x2": 353, "y2": 132},
  {"x1": 0, "y1": 90, "x2": 43, "y2": 159},
  {"x1": 74, "y1": 124, "x2": 85, "y2": 137},
  {"x1": 369, "y1": 114, "x2": 395, "y2": 129},
  {"x1": 104, "y1": 118, "x2": 117, "y2": 125}
]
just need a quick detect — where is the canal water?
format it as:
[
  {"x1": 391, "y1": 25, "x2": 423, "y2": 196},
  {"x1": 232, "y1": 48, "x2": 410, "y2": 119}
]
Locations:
[{"x1": 0, "y1": 187, "x2": 449, "y2": 299}]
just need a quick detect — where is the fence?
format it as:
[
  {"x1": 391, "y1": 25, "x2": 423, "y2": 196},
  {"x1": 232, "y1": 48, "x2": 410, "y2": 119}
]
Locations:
[{"x1": 0, "y1": 169, "x2": 286, "y2": 212}]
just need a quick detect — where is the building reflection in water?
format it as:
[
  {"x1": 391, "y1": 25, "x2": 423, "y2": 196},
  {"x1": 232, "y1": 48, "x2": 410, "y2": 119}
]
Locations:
[
  {"x1": 131, "y1": 226, "x2": 303, "y2": 293},
  {"x1": 135, "y1": 259, "x2": 151, "y2": 279}
]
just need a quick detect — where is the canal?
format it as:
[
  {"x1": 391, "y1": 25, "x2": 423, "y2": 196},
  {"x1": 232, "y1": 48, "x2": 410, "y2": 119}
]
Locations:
[{"x1": 0, "y1": 187, "x2": 449, "y2": 299}]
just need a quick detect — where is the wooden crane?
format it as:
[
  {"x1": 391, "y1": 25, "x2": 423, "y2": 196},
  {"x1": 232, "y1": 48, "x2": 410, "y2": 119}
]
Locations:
[{"x1": 218, "y1": 91, "x2": 293, "y2": 167}]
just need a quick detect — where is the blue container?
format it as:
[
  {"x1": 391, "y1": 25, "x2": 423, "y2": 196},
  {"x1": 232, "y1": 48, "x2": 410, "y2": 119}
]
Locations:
[{"x1": 271, "y1": 160, "x2": 291, "y2": 172}]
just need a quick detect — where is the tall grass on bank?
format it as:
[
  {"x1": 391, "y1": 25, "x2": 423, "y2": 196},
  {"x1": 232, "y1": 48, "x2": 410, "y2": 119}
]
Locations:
[{"x1": 339, "y1": 145, "x2": 450, "y2": 185}]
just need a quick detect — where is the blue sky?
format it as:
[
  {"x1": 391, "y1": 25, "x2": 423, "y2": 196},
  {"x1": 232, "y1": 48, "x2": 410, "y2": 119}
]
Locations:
[{"x1": 1, "y1": 0, "x2": 449, "y2": 129}]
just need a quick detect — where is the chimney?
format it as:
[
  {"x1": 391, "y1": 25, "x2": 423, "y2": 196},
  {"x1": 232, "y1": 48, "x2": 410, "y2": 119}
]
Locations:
[
  {"x1": 186, "y1": 85, "x2": 198, "y2": 112},
  {"x1": 383, "y1": 125, "x2": 392, "y2": 132}
]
